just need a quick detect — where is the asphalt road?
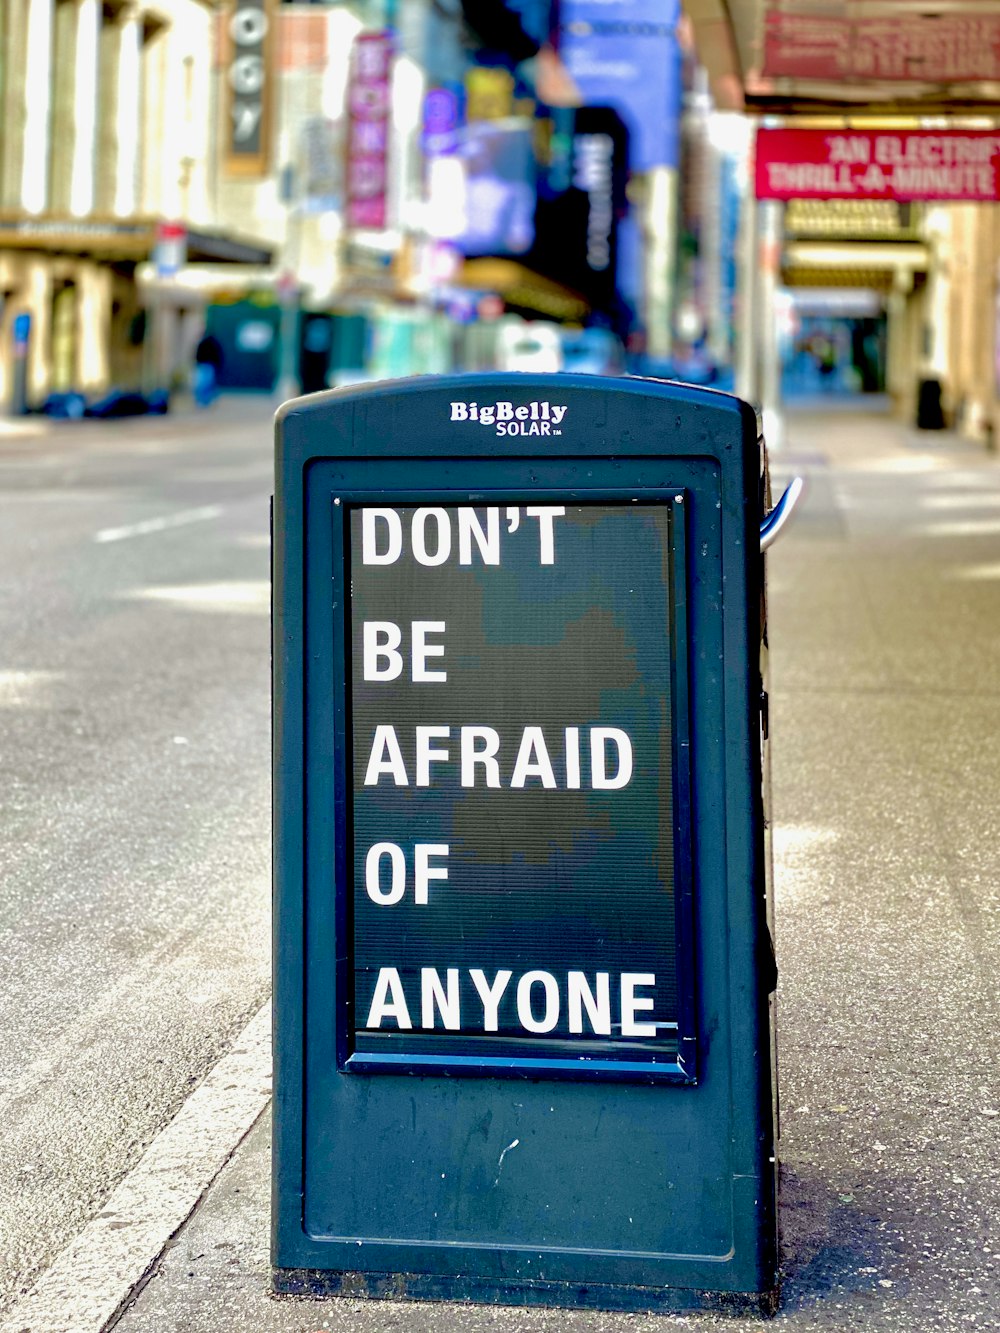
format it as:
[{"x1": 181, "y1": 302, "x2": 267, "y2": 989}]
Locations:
[{"x1": 0, "y1": 399, "x2": 275, "y2": 1313}]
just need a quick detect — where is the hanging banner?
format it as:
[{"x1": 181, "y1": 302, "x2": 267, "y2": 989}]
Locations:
[
  {"x1": 422, "y1": 85, "x2": 462, "y2": 158},
  {"x1": 465, "y1": 66, "x2": 514, "y2": 122},
  {"x1": 530, "y1": 107, "x2": 629, "y2": 316},
  {"x1": 224, "y1": 0, "x2": 273, "y2": 177},
  {"x1": 346, "y1": 31, "x2": 393, "y2": 231},
  {"x1": 756, "y1": 128, "x2": 1000, "y2": 202},
  {"x1": 559, "y1": 30, "x2": 682, "y2": 172},
  {"x1": 559, "y1": 0, "x2": 683, "y2": 172},
  {"x1": 299, "y1": 117, "x2": 344, "y2": 215}
]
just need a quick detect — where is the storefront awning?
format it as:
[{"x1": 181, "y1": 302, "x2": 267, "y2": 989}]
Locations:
[
  {"x1": 782, "y1": 239, "x2": 929, "y2": 290},
  {"x1": 685, "y1": 0, "x2": 1000, "y2": 114},
  {"x1": 0, "y1": 215, "x2": 273, "y2": 266},
  {"x1": 783, "y1": 241, "x2": 929, "y2": 272},
  {"x1": 185, "y1": 228, "x2": 272, "y2": 266},
  {"x1": 458, "y1": 259, "x2": 590, "y2": 323}
]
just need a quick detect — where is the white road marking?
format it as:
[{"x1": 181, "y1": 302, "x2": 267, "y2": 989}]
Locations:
[
  {"x1": 920, "y1": 492, "x2": 1000, "y2": 511},
  {"x1": 0, "y1": 1001, "x2": 272, "y2": 1333},
  {"x1": 924, "y1": 471, "x2": 1000, "y2": 489},
  {"x1": 94, "y1": 505, "x2": 223, "y2": 544},
  {"x1": 0, "y1": 669, "x2": 62, "y2": 707},
  {"x1": 948, "y1": 562, "x2": 1000, "y2": 581},
  {"x1": 844, "y1": 454, "x2": 954, "y2": 474},
  {"x1": 0, "y1": 420, "x2": 47, "y2": 439},
  {"x1": 125, "y1": 580, "x2": 270, "y2": 614},
  {"x1": 914, "y1": 518, "x2": 1000, "y2": 537}
]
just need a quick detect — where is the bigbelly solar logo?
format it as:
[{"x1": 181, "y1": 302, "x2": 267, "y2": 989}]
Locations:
[{"x1": 450, "y1": 400, "x2": 568, "y2": 436}]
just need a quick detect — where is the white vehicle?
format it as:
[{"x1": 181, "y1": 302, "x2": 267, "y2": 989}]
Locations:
[
  {"x1": 496, "y1": 320, "x2": 563, "y2": 373},
  {"x1": 559, "y1": 327, "x2": 626, "y2": 376}
]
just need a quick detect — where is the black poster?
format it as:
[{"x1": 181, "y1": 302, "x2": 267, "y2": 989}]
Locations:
[
  {"x1": 529, "y1": 107, "x2": 629, "y2": 320},
  {"x1": 348, "y1": 502, "x2": 682, "y2": 1067}
]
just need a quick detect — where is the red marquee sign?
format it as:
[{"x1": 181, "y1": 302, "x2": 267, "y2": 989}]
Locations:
[
  {"x1": 762, "y1": 12, "x2": 1000, "y2": 83},
  {"x1": 756, "y1": 128, "x2": 1000, "y2": 202}
]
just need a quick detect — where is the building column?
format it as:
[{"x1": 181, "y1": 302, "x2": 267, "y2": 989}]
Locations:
[
  {"x1": 886, "y1": 271, "x2": 915, "y2": 423},
  {"x1": 77, "y1": 262, "x2": 112, "y2": 390},
  {"x1": 70, "y1": 0, "x2": 101, "y2": 215},
  {"x1": 0, "y1": 256, "x2": 17, "y2": 409},
  {"x1": 734, "y1": 193, "x2": 759, "y2": 404},
  {"x1": 947, "y1": 206, "x2": 971, "y2": 429},
  {"x1": 923, "y1": 207, "x2": 952, "y2": 426},
  {"x1": 757, "y1": 199, "x2": 784, "y2": 449},
  {"x1": 48, "y1": 0, "x2": 102, "y2": 216},
  {"x1": 123, "y1": 9, "x2": 143, "y2": 214},
  {"x1": 113, "y1": 7, "x2": 143, "y2": 216},
  {"x1": 21, "y1": 0, "x2": 54, "y2": 214},
  {"x1": 1, "y1": 3, "x2": 30, "y2": 207},
  {"x1": 643, "y1": 166, "x2": 679, "y2": 361},
  {"x1": 25, "y1": 260, "x2": 53, "y2": 401},
  {"x1": 966, "y1": 206, "x2": 994, "y2": 443}
]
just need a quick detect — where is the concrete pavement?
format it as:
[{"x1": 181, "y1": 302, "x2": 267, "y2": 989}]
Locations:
[{"x1": 96, "y1": 401, "x2": 1000, "y2": 1329}]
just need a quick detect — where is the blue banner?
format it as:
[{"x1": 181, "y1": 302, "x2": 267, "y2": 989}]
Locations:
[
  {"x1": 558, "y1": 25, "x2": 682, "y2": 170},
  {"x1": 12, "y1": 313, "x2": 31, "y2": 349},
  {"x1": 563, "y1": 0, "x2": 680, "y2": 27}
]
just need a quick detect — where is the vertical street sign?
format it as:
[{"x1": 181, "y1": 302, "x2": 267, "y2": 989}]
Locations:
[
  {"x1": 422, "y1": 85, "x2": 461, "y2": 159},
  {"x1": 346, "y1": 30, "x2": 393, "y2": 231},
  {"x1": 273, "y1": 374, "x2": 778, "y2": 1315},
  {"x1": 154, "y1": 220, "x2": 187, "y2": 276},
  {"x1": 531, "y1": 106, "x2": 629, "y2": 320},
  {"x1": 224, "y1": 0, "x2": 273, "y2": 177},
  {"x1": 10, "y1": 313, "x2": 32, "y2": 416},
  {"x1": 12, "y1": 313, "x2": 31, "y2": 352}
]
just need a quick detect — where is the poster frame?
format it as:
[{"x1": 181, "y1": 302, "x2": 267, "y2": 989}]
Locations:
[{"x1": 330, "y1": 488, "x2": 697, "y2": 1085}]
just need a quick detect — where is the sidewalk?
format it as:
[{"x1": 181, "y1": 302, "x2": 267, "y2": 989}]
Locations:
[{"x1": 111, "y1": 402, "x2": 1000, "y2": 1332}]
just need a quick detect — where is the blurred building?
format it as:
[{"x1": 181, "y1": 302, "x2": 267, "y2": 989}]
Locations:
[
  {"x1": 0, "y1": 0, "x2": 735, "y2": 407},
  {"x1": 682, "y1": 0, "x2": 1000, "y2": 444},
  {"x1": 767, "y1": 172, "x2": 1000, "y2": 442},
  {"x1": 0, "y1": 0, "x2": 271, "y2": 409}
]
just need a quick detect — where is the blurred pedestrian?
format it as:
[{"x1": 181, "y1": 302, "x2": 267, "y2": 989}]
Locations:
[
  {"x1": 193, "y1": 333, "x2": 223, "y2": 407},
  {"x1": 812, "y1": 334, "x2": 837, "y2": 390}
]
